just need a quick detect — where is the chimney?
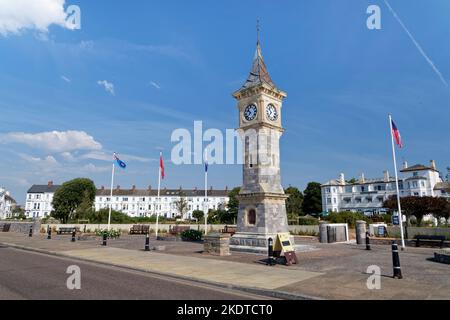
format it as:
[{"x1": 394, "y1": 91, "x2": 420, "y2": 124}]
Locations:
[
  {"x1": 403, "y1": 161, "x2": 408, "y2": 169},
  {"x1": 360, "y1": 173, "x2": 365, "y2": 183},
  {"x1": 339, "y1": 173, "x2": 345, "y2": 184},
  {"x1": 116, "y1": 185, "x2": 120, "y2": 190},
  {"x1": 210, "y1": 186, "x2": 213, "y2": 191},
  {"x1": 101, "y1": 186, "x2": 105, "y2": 190},
  {"x1": 383, "y1": 170, "x2": 390, "y2": 182},
  {"x1": 225, "y1": 186, "x2": 229, "y2": 191},
  {"x1": 430, "y1": 160, "x2": 437, "y2": 170},
  {"x1": 132, "y1": 185, "x2": 136, "y2": 190},
  {"x1": 194, "y1": 187, "x2": 198, "y2": 191},
  {"x1": 48, "y1": 181, "x2": 53, "y2": 187},
  {"x1": 148, "y1": 185, "x2": 152, "y2": 190}
]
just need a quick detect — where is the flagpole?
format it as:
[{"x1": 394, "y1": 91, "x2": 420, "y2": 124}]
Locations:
[
  {"x1": 389, "y1": 114, "x2": 406, "y2": 249},
  {"x1": 108, "y1": 162, "x2": 115, "y2": 231},
  {"x1": 155, "y1": 152, "x2": 162, "y2": 240},
  {"x1": 204, "y1": 152, "x2": 208, "y2": 236}
]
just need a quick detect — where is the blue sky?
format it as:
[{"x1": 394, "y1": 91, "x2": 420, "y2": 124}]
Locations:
[{"x1": 0, "y1": 0, "x2": 449, "y2": 203}]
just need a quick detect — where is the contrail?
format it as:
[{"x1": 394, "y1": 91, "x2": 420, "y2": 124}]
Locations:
[{"x1": 384, "y1": 0, "x2": 448, "y2": 87}]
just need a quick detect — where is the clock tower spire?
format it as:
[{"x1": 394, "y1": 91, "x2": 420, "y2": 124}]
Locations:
[{"x1": 230, "y1": 35, "x2": 293, "y2": 253}]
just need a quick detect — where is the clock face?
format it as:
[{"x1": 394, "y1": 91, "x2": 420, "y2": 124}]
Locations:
[
  {"x1": 266, "y1": 104, "x2": 278, "y2": 121},
  {"x1": 244, "y1": 104, "x2": 258, "y2": 121}
]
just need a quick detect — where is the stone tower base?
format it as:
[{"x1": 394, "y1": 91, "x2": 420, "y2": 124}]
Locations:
[{"x1": 230, "y1": 232, "x2": 296, "y2": 254}]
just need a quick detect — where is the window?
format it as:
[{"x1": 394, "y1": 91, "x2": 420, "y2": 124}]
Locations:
[
  {"x1": 333, "y1": 198, "x2": 337, "y2": 204},
  {"x1": 345, "y1": 186, "x2": 353, "y2": 193},
  {"x1": 247, "y1": 209, "x2": 256, "y2": 225},
  {"x1": 123, "y1": 197, "x2": 129, "y2": 202},
  {"x1": 413, "y1": 172, "x2": 418, "y2": 177},
  {"x1": 327, "y1": 198, "x2": 332, "y2": 204},
  {"x1": 412, "y1": 182, "x2": 418, "y2": 188},
  {"x1": 360, "y1": 186, "x2": 365, "y2": 192},
  {"x1": 421, "y1": 181, "x2": 425, "y2": 187}
]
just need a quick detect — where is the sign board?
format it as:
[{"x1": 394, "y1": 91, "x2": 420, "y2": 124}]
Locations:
[
  {"x1": 274, "y1": 233, "x2": 298, "y2": 266},
  {"x1": 274, "y1": 233, "x2": 295, "y2": 252},
  {"x1": 392, "y1": 215, "x2": 400, "y2": 225},
  {"x1": 378, "y1": 226, "x2": 386, "y2": 237}
]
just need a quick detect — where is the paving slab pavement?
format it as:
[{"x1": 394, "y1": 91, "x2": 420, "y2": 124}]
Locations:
[{"x1": 1, "y1": 232, "x2": 449, "y2": 300}]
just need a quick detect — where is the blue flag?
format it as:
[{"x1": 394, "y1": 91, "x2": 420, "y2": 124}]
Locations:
[
  {"x1": 114, "y1": 153, "x2": 127, "y2": 169},
  {"x1": 205, "y1": 160, "x2": 208, "y2": 173}
]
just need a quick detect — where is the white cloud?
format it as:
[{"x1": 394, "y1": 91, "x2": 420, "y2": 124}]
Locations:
[
  {"x1": 61, "y1": 75, "x2": 71, "y2": 83},
  {"x1": 149, "y1": 81, "x2": 161, "y2": 90},
  {"x1": 0, "y1": 0, "x2": 70, "y2": 36},
  {"x1": 97, "y1": 80, "x2": 115, "y2": 95},
  {"x1": 81, "y1": 151, "x2": 154, "y2": 163},
  {"x1": 1, "y1": 130, "x2": 102, "y2": 153},
  {"x1": 60, "y1": 151, "x2": 75, "y2": 161},
  {"x1": 81, "y1": 163, "x2": 110, "y2": 173}
]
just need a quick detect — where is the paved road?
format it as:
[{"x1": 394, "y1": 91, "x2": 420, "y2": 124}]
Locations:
[{"x1": 0, "y1": 247, "x2": 265, "y2": 300}]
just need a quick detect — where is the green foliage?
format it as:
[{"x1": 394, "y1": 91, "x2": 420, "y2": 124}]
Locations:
[
  {"x1": 95, "y1": 229, "x2": 121, "y2": 239},
  {"x1": 174, "y1": 193, "x2": 189, "y2": 218},
  {"x1": 302, "y1": 182, "x2": 323, "y2": 215},
  {"x1": 52, "y1": 178, "x2": 96, "y2": 223},
  {"x1": 74, "y1": 190, "x2": 94, "y2": 221},
  {"x1": 180, "y1": 229, "x2": 203, "y2": 242},
  {"x1": 87, "y1": 209, "x2": 134, "y2": 224},
  {"x1": 226, "y1": 187, "x2": 240, "y2": 222},
  {"x1": 298, "y1": 216, "x2": 319, "y2": 225},
  {"x1": 285, "y1": 187, "x2": 304, "y2": 219},
  {"x1": 192, "y1": 210, "x2": 205, "y2": 222},
  {"x1": 384, "y1": 196, "x2": 450, "y2": 226},
  {"x1": 326, "y1": 211, "x2": 369, "y2": 228}
]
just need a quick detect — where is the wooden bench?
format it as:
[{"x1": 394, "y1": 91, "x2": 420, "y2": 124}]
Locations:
[
  {"x1": 57, "y1": 227, "x2": 79, "y2": 235},
  {"x1": 221, "y1": 225, "x2": 237, "y2": 236},
  {"x1": 415, "y1": 235, "x2": 445, "y2": 249},
  {"x1": 169, "y1": 225, "x2": 190, "y2": 235},
  {"x1": 129, "y1": 225, "x2": 150, "y2": 235}
]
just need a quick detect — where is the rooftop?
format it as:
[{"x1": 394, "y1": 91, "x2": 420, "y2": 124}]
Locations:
[{"x1": 96, "y1": 188, "x2": 229, "y2": 197}]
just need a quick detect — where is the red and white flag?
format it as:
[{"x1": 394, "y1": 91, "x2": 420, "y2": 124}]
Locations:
[
  {"x1": 391, "y1": 119, "x2": 403, "y2": 148},
  {"x1": 160, "y1": 152, "x2": 165, "y2": 179}
]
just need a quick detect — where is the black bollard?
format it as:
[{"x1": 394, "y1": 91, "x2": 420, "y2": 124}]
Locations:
[
  {"x1": 28, "y1": 226, "x2": 33, "y2": 237},
  {"x1": 71, "y1": 229, "x2": 76, "y2": 242},
  {"x1": 102, "y1": 233, "x2": 107, "y2": 246},
  {"x1": 392, "y1": 242, "x2": 403, "y2": 279},
  {"x1": 145, "y1": 233, "x2": 150, "y2": 252},
  {"x1": 366, "y1": 232, "x2": 371, "y2": 251},
  {"x1": 267, "y1": 238, "x2": 275, "y2": 266},
  {"x1": 47, "y1": 226, "x2": 51, "y2": 240}
]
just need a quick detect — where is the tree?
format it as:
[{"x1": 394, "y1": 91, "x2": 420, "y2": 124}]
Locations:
[
  {"x1": 302, "y1": 182, "x2": 322, "y2": 215},
  {"x1": 74, "y1": 190, "x2": 94, "y2": 221},
  {"x1": 12, "y1": 207, "x2": 25, "y2": 219},
  {"x1": 174, "y1": 193, "x2": 189, "y2": 220},
  {"x1": 192, "y1": 210, "x2": 205, "y2": 223},
  {"x1": 383, "y1": 196, "x2": 448, "y2": 226},
  {"x1": 285, "y1": 187, "x2": 304, "y2": 221},
  {"x1": 52, "y1": 178, "x2": 96, "y2": 223},
  {"x1": 226, "y1": 187, "x2": 241, "y2": 223},
  {"x1": 88, "y1": 209, "x2": 134, "y2": 224}
]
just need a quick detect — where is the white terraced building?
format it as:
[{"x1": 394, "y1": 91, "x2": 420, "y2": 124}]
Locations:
[
  {"x1": 321, "y1": 160, "x2": 449, "y2": 214},
  {"x1": 0, "y1": 187, "x2": 16, "y2": 219},
  {"x1": 95, "y1": 186, "x2": 230, "y2": 220},
  {"x1": 25, "y1": 182, "x2": 230, "y2": 220},
  {"x1": 25, "y1": 181, "x2": 60, "y2": 219}
]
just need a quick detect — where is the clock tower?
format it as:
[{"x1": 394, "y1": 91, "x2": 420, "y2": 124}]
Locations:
[{"x1": 230, "y1": 39, "x2": 294, "y2": 253}]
